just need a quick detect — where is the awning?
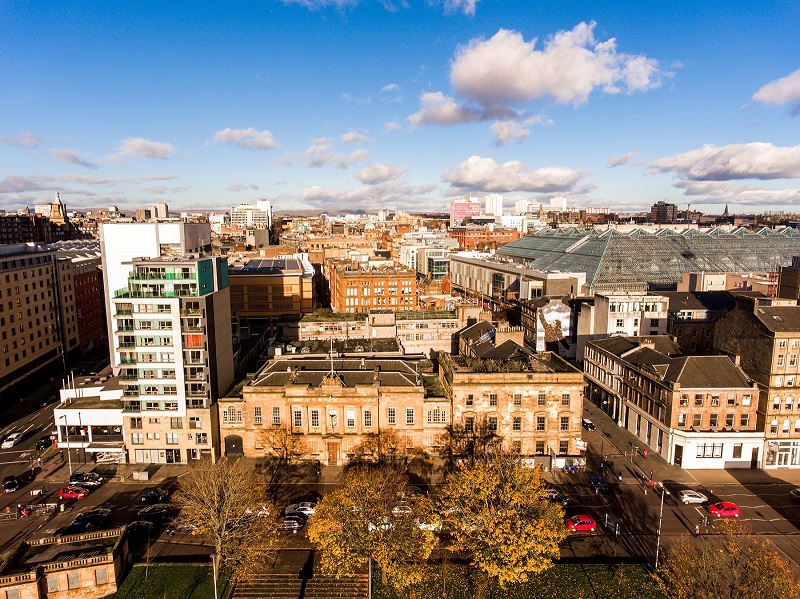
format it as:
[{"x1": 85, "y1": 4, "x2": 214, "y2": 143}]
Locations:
[{"x1": 85, "y1": 443, "x2": 126, "y2": 453}]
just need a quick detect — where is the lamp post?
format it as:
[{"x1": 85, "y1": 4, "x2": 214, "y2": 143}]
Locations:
[
  {"x1": 59, "y1": 415, "x2": 72, "y2": 476},
  {"x1": 655, "y1": 482, "x2": 666, "y2": 569},
  {"x1": 211, "y1": 553, "x2": 218, "y2": 599}
]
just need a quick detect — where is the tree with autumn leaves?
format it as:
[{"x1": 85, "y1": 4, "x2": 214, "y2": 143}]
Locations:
[
  {"x1": 438, "y1": 454, "x2": 568, "y2": 588},
  {"x1": 657, "y1": 519, "x2": 800, "y2": 599}
]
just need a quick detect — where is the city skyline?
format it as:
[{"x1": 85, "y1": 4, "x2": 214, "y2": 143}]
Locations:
[{"x1": 1, "y1": 1, "x2": 799, "y2": 215}]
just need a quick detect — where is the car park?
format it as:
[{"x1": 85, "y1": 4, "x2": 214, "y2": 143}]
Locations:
[
  {"x1": 285, "y1": 502, "x2": 317, "y2": 517},
  {"x1": 74, "y1": 508, "x2": 112, "y2": 527},
  {"x1": 167, "y1": 523, "x2": 199, "y2": 536},
  {"x1": 137, "y1": 504, "x2": 171, "y2": 522},
  {"x1": 367, "y1": 517, "x2": 394, "y2": 532},
  {"x1": 68, "y1": 472, "x2": 105, "y2": 488},
  {"x1": 55, "y1": 521, "x2": 94, "y2": 536},
  {"x1": 588, "y1": 476, "x2": 610, "y2": 493},
  {"x1": 391, "y1": 505, "x2": 413, "y2": 518},
  {"x1": 677, "y1": 490, "x2": 708, "y2": 505},
  {"x1": 3, "y1": 476, "x2": 19, "y2": 493},
  {"x1": 1, "y1": 432, "x2": 22, "y2": 449},
  {"x1": 582, "y1": 419, "x2": 595, "y2": 431},
  {"x1": 565, "y1": 514, "x2": 597, "y2": 532},
  {"x1": 140, "y1": 488, "x2": 169, "y2": 504},
  {"x1": 707, "y1": 501, "x2": 740, "y2": 518},
  {"x1": 58, "y1": 486, "x2": 89, "y2": 500},
  {"x1": 245, "y1": 504, "x2": 271, "y2": 517},
  {"x1": 35, "y1": 436, "x2": 52, "y2": 451},
  {"x1": 282, "y1": 514, "x2": 306, "y2": 533}
]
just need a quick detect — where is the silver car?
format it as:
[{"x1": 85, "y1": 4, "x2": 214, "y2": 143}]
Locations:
[{"x1": 677, "y1": 490, "x2": 708, "y2": 505}]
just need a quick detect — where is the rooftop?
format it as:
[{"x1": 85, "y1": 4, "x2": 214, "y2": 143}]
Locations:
[{"x1": 249, "y1": 357, "x2": 424, "y2": 389}]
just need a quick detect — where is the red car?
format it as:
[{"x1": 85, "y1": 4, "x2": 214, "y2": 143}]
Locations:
[
  {"x1": 565, "y1": 514, "x2": 597, "y2": 532},
  {"x1": 707, "y1": 501, "x2": 739, "y2": 518},
  {"x1": 58, "y1": 485, "x2": 89, "y2": 500}
]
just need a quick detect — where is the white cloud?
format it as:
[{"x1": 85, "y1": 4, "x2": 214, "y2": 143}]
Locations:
[
  {"x1": 608, "y1": 152, "x2": 637, "y2": 167},
  {"x1": 340, "y1": 131, "x2": 370, "y2": 144},
  {"x1": 300, "y1": 180, "x2": 438, "y2": 211},
  {"x1": 428, "y1": 0, "x2": 478, "y2": 16},
  {"x1": 341, "y1": 92, "x2": 372, "y2": 105},
  {"x1": 409, "y1": 92, "x2": 481, "y2": 126},
  {"x1": 141, "y1": 185, "x2": 190, "y2": 195},
  {"x1": 450, "y1": 23, "x2": 662, "y2": 109},
  {"x1": 106, "y1": 137, "x2": 173, "y2": 163},
  {"x1": 443, "y1": 155, "x2": 586, "y2": 193},
  {"x1": 305, "y1": 137, "x2": 369, "y2": 168},
  {"x1": 280, "y1": 0, "x2": 360, "y2": 10},
  {"x1": 674, "y1": 179, "x2": 800, "y2": 206},
  {"x1": 228, "y1": 183, "x2": 260, "y2": 192},
  {"x1": 0, "y1": 174, "x2": 178, "y2": 194},
  {"x1": 491, "y1": 114, "x2": 553, "y2": 145},
  {"x1": 384, "y1": 121, "x2": 402, "y2": 132},
  {"x1": 381, "y1": 83, "x2": 400, "y2": 92},
  {"x1": 355, "y1": 162, "x2": 408, "y2": 184},
  {"x1": 753, "y1": 68, "x2": 800, "y2": 113},
  {"x1": 650, "y1": 143, "x2": 800, "y2": 181},
  {"x1": 51, "y1": 148, "x2": 97, "y2": 169},
  {"x1": 0, "y1": 131, "x2": 40, "y2": 148},
  {"x1": 214, "y1": 127, "x2": 278, "y2": 150}
]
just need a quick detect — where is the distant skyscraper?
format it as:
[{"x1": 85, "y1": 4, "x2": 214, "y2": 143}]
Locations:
[
  {"x1": 147, "y1": 205, "x2": 157, "y2": 220},
  {"x1": 450, "y1": 196, "x2": 481, "y2": 225},
  {"x1": 155, "y1": 202, "x2": 169, "y2": 219},
  {"x1": 650, "y1": 201, "x2": 677, "y2": 224},
  {"x1": 230, "y1": 199, "x2": 273, "y2": 229},
  {"x1": 513, "y1": 200, "x2": 530, "y2": 215},
  {"x1": 485, "y1": 194, "x2": 503, "y2": 216},
  {"x1": 549, "y1": 196, "x2": 568, "y2": 212}
]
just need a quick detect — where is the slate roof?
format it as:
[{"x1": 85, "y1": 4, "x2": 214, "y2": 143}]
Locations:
[
  {"x1": 754, "y1": 305, "x2": 800, "y2": 333},
  {"x1": 663, "y1": 356, "x2": 752, "y2": 388},
  {"x1": 589, "y1": 335, "x2": 682, "y2": 357}
]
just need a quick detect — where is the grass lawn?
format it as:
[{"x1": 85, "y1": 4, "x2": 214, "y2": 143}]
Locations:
[
  {"x1": 107, "y1": 564, "x2": 232, "y2": 599},
  {"x1": 374, "y1": 563, "x2": 667, "y2": 599}
]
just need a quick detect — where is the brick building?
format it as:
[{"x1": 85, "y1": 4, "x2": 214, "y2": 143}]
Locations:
[
  {"x1": 448, "y1": 224, "x2": 520, "y2": 251},
  {"x1": 329, "y1": 262, "x2": 418, "y2": 314}
]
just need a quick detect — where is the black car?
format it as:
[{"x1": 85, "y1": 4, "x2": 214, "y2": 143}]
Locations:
[
  {"x1": 137, "y1": 504, "x2": 171, "y2": 523},
  {"x1": 140, "y1": 488, "x2": 169, "y2": 504},
  {"x1": 125, "y1": 520, "x2": 155, "y2": 537},
  {"x1": 35, "y1": 436, "x2": 52, "y2": 451},
  {"x1": 69, "y1": 472, "x2": 105, "y2": 488},
  {"x1": 55, "y1": 521, "x2": 94, "y2": 536},
  {"x1": 282, "y1": 514, "x2": 306, "y2": 533},
  {"x1": 74, "y1": 507, "x2": 112, "y2": 527},
  {"x1": 2, "y1": 476, "x2": 19, "y2": 493}
]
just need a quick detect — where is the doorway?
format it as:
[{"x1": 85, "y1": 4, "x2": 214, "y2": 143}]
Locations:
[
  {"x1": 674, "y1": 444, "x2": 683, "y2": 467},
  {"x1": 327, "y1": 443, "x2": 339, "y2": 466},
  {"x1": 750, "y1": 447, "x2": 760, "y2": 469}
]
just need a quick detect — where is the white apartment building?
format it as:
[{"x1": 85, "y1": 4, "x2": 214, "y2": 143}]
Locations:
[
  {"x1": 230, "y1": 200, "x2": 273, "y2": 229},
  {"x1": 484, "y1": 194, "x2": 503, "y2": 217}
]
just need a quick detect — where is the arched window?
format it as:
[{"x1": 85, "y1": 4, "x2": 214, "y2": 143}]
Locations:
[
  {"x1": 783, "y1": 419, "x2": 791, "y2": 434},
  {"x1": 787, "y1": 397, "x2": 794, "y2": 411},
  {"x1": 770, "y1": 419, "x2": 779, "y2": 434}
]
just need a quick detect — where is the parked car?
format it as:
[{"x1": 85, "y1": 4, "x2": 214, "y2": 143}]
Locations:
[
  {"x1": 35, "y1": 436, "x2": 52, "y2": 451},
  {"x1": 245, "y1": 504, "x2": 271, "y2": 517},
  {"x1": 74, "y1": 508, "x2": 112, "y2": 526},
  {"x1": 137, "y1": 504, "x2": 171, "y2": 522},
  {"x1": 167, "y1": 523, "x2": 199, "y2": 536},
  {"x1": 285, "y1": 502, "x2": 317, "y2": 517},
  {"x1": 140, "y1": 488, "x2": 169, "y2": 504},
  {"x1": 1, "y1": 432, "x2": 22, "y2": 449},
  {"x1": 677, "y1": 490, "x2": 708, "y2": 505},
  {"x1": 588, "y1": 476, "x2": 610, "y2": 493},
  {"x1": 391, "y1": 505, "x2": 413, "y2": 518},
  {"x1": 125, "y1": 520, "x2": 155, "y2": 537},
  {"x1": 55, "y1": 521, "x2": 94, "y2": 536},
  {"x1": 707, "y1": 501, "x2": 740, "y2": 518},
  {"x1": 68, "y1": 472, "x2": 105, "y2": 488},
  {"x1": 791, "y1": 488, "x2": 800, "y2": 503},
  {"x1": 565, "y1": 514, "x2": 597, "y2": 532},
  {"x1": 3, "y1": 476, "x2": 19, "y2": 493},
  {"x1": 582, "y1": 419, "x2": 596, "y2": 431},
  {"x1": 58, "y1": 486, "x2": 89, "y2": 500},
  {"x1": 543, "y1": 489, "x2": 571, "y2": 506},
  {"x1": 282, "y1": 514, "x2": 306, "y2": 533}
]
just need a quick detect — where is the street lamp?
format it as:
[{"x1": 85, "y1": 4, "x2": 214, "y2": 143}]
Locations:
[
  {"x1": 655, "y1": 482, "x2": 667, "y2": 569},
  {"x1": 59, "y1": 415, "x2": 73, "y2": 476},
  {"x1": 211, "y1": 553, "x2": 218, "y2": 599}
]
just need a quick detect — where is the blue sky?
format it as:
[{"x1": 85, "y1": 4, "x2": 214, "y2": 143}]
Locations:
[{"x1": 1, "y1": 0, "x2": 799, "y2": 214}]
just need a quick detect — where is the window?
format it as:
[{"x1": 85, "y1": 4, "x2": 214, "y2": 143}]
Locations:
[
  {"x1": 146, "y1": 432, "x2": 160, "y2": 440},
  {"x1": 512, "y1": 440, "x2": 522, "y2": 453},
  {"x1": 792, "y1": 356, "x2": 798, "y2": 367},
  {"x1": 387, "y1": 407, "x2": 396, "y2": 425},
  {"x1": 95, "y1": 568, "x2": 108, "y2": 585},
  {"x1": 47, "y1": 576, "x2": 59, "y2": 592},
  {"x1": 513, "y1": 393, "x2": 522, "y2": 406},
  {"x1": 778, "y1": 355, "x2": 785, "y2": 366},
  {"x1": 170, "y1": 417, "x2": 182, "y2": 429},
  {"x1": 559, "y1": 441, "x2": 568, "y2": 455},
  {"x1": 535, "y1": 441, "x2": 545, "y2": 455},
  {"x1": 406, "y1": 408, "x2": 414, "y2": 425},
  {"x1": 771, "y1": 419, "x2": 778, "y2": 434},
  {"x1": 694, "y1": 394, "x2": 704, "y2": 407},
  {"x1": 131, "y1": 433, "x2": 143, "y2": 444},
  {"x1": 427, "y1": 407, "x2": 446, "y2": 423},
  {"x1": 709, "y1": 414, "x2": 718, "y2": 427},
  {"x1": 465, "y1": 394, "x2": 473, "y2": 407},
  {"x1": 561, "y1": 393, "x2": 570, "y2": 406},
  {"x1": 678, "y1": 413, "x2": 687, "y2": 426},
  {"x1": 740, "y1": 414, "x2": 749, "y2": 428},
  {"x1": 710, "y1": 395, "x2": 720, "y2": 407},
  {"x1": 774, "y1": 397, "x2": 782, "y2": 411},
  {"x1": 783, "y1": 419, "x2": 791, "y2": 434},
  {"x1": 196, "y1": 433, "x2": 208, "y2": 444},
  {"x1": 189, "y1": 417, "x2": 201, "y2": 429},
  {"x1": 696, "y1": 444, "x2": 723, "y2": 458},
  {"x1": 364, "y1": 410, "x2": 372, "y2": 428},
  {"x1": 693, "y1": 414, "x2": 702, "y2": 427},
  {"x1": 679, "y1": 395, "x2": 688, "y2": 406},
  {"x1": 130, "y1": 417, "x2": 142, "y2": 429},
  {"x1": 488, "y1": 416, "x2": 498, "y2": 432},
  {"x1": 294, "y1": 410, "x2": 303, "y2": 428},
  {"x1": 560, "y1": 416, "x2": 569, "y2": 431},
  {"x1": 650, "y1": 318, "x2": 659, "y2": 327},
  {"x1": 464, "y1": 416, "x2": 474, "y2": 432},
  {"x1": 67, "y1": 572, "x2": 81, "y2": 590},
  {"x1": 537, "y1": 392, "x2": 546, "y2": 406},
  {"x1": 795, "y1": 419, "x2": 800, "y2": 434},
  {"x1": 310, "y1": 409, "x2": 319, "y2": 428},
  {"x1": 272, "y1": 407, "x2": 281, "y2": 426},
  {"x1": 789, "y1": 376, "x2": 796, "y2": 387},
  {"x1": 616, "y1": 319, "x2": 624, "y2": 328},
  {"x1": 725, "y1": 413, "x2": 734, "y2": 427},
  {"x1": 250, "y1": 407, "x2": 261, "y2": 425},
  {"x1": 346, "y1": 410, "x2": 355, "y2": 428},
  {"x1": 732, "y1": 444, "x2": 742, "y2": 459},
  {"x1": 167, "y1": 433, "x2": 179, "y2": 444},
  {"x1": 536, "y1": 416, "x2": 546, "y2": 431},
  {"x1": 489, "y1": 393, "x2": 497, "y2": 406},
  {"x1": 513, "y1": 416, "x2": 522, "y2": 431}
]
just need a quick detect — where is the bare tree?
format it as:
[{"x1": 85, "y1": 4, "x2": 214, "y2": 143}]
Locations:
[{"x1": 172, "y1": 458, "x2": 280, "y2": 584}]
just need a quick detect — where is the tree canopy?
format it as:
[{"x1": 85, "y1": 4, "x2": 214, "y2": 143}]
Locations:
[
  {"x1": 307, "y1": 465, "x2": 437, "y2": 592},
  {"x1": 438, "y1": 454, "x2": 567, "y2": 587},
  {"x1": 657, "y1": 519, "x2": 800, "y2": 599}
]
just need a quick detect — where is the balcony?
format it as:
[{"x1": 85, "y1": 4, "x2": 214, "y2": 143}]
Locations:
[
  {"x1": 116, "y1": 326, "x2": 134, "y2": 332},
  {"x1": 129, "y1": 271, "x2": 195, "y2": 281},
  {"x1": 120, "y1": 358, "x2": 137, "y2": 365},
  {"x1": 118, "y1": 342, "x2": 135, "y2": 349},
  {"x1": 181, "y1": 308, "x2": 203, "y2": 316},
  {"x1": 114, "y1": 310, "x2": 132, "y2": 316}
]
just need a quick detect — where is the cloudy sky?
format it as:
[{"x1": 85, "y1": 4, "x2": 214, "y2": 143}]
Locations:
[{"x1": 2, "y1": 1, "x2": 799, "y2": 214}]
